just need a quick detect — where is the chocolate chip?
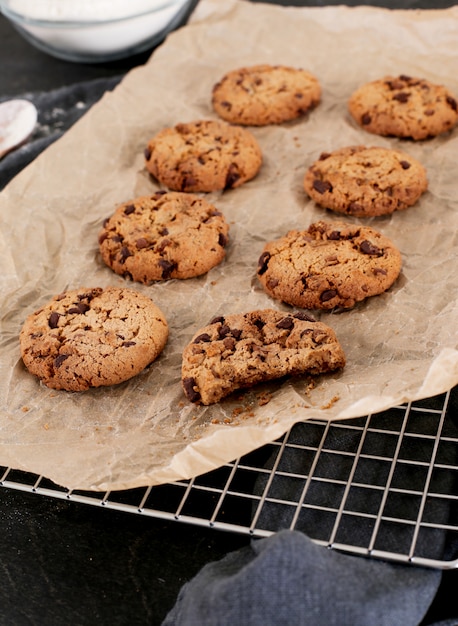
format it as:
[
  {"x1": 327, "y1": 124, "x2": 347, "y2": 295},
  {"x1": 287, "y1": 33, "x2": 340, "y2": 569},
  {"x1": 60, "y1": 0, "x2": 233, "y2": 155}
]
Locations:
[
  {"x1": 328, "y1": 230, "x2": 359, "y2": 241},
  {"x1": 385, "y1": 79, "x2": 404, "y2": 90},
  {"x1": 253, "y1": 318, "x2": 266, "y2": 330},
  {"x1": 68, "y1": 302, "x2": 90, "y2": 315},
  {"x1": 54, "y1": 354, "x2": 69, "y2": 368},
  {"x1": 400, "y1": 160, "x2": 411, "y2": 170},
  {"x1": 122, "y1": 341, "x2": 136, "y2": 347},
  {"x1": 276, "y1": 316, "x2": 294, "y2": 330},
  {"x1": 124, "y1": 204, "x2": 135, "y2": 215},
  {"x1": 193, "y1": 333, "x2": 212, "y2": 344},
  {"x1": 313, "y1": 179, "x2": 333, "y2": 194},
  {"x1": 320, "y1": 289, "x2": 337, "y2": 302},
  {"x1": 362, "y1": 113, "x2": 372, "y2": 125},
  {"x1": 393, "y1": 92, "x2": 410, "y2": 103},
  {"x1": 181, "y1": 176, "x2": 197, "y2": 191},
  {"x1": 348, "y1": 202, "x2": 365, "y2": 214},
  {"x1": 158, "y1": 259, "x2": 176, "y2": 279},
  {"x1": 294, "y1": 311, "x2": 316, "y2": 322},
  {"x1": 257, "y1": 251, "x2": 271, "y2": 275},
  {"x1": 266, "y1": 277, "x2": 279, "y2": 289},
  {"x1": 183, "y1": 377, "x2": 201, "y2": 403},
  {"x1": 144, "y1": 147, "x2": 151, "y2": 161},
  {"x1": 210, "y1": 316, "x2": 225, "y2": 325},
  {"x1": 373, "y1": 267, "x2": 388, "y2": 276},
  {"x1": 221, "y1": 101, "x2": 232, "y2": 110},
  {"x1": 223, "y1": 337, "x2": 236, "y2": 351},
  {"x1": 159, "y1": 227, "x2": 169, "y2": 236},
  {"x1": 446, "y1": 96, "x2": 457, "y2": 112},
  {"x1": 360, "y1": 240, "x2": 383, "y2": 256},
  {"x1": 156, "y1": 239, "x2": 172, "y2": 253},
  {"x1": 218, "y1": 233, "x2": 228, "y2": 247},
  {"x1": 78, "y1": 289, "x2": 100, "y2": 302},
  {"x1": 224, "y1": 163, "x2": 241, "y2": 190},
  {"x1": 98, "y1": 231, "x2": 108, "y2": 244},
  {"x1": 218, "y1": 325, "x2": 241, "y2": 340},
  {"x1": 136, "y1": 238, "x2": 149, "y2": 249},
  {"x1": 120, "y1": 247, "x2": 132, "y2": 263},
  {"x1": 319, "y1": 152, "x2": 331, "y2": 161},
  {"x1": 48, "y1": 312, "x2": 60, "y2": 329}
]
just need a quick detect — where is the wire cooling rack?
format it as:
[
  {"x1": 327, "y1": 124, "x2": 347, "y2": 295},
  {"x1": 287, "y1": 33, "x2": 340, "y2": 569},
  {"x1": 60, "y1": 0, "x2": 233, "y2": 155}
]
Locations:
[{"x1": 1, "y1": 387, "x2": 457, "y2": 570}]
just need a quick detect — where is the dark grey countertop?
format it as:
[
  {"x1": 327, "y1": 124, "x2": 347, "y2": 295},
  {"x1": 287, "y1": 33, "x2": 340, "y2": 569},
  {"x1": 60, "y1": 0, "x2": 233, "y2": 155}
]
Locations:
[{"x1": 1, "y1": 2, "x2": 457, "y2": 624}]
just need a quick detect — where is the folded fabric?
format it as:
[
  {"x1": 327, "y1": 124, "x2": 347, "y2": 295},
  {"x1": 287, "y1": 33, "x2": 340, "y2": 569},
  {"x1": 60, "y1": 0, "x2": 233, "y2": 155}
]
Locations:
[{"x1": 162, "y1": 529, "x2": 441, "y2": 626}]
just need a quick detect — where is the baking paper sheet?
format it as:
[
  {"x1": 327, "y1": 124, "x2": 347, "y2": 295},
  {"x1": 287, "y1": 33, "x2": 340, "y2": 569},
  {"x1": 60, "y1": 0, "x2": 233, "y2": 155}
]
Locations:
[{"x1": 0, "y1": 0, "x2": 457, "y2": 491}]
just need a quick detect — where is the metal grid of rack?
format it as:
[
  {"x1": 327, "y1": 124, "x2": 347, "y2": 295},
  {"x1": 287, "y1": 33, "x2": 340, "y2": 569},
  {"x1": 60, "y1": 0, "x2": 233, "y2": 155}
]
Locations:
[{"x1": 1, "y1": 388, "x2": 457, "y2": 569}]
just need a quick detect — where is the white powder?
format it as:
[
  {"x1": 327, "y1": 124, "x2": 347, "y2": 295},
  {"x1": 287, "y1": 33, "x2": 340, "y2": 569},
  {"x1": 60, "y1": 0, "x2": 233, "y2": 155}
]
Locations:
[
  {"x1": 8, "y1": 0, "x2": 175, "y2": 22},
  {"x1": 5, "y1": 0, "x2": 190, "y2": 61}
]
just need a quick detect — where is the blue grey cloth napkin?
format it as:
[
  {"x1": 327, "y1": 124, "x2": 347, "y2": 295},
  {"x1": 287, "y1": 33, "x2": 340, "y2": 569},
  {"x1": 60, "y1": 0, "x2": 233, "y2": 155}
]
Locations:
[{"x1": 161, "y1": 529, "x2": 442, "y2": 626}]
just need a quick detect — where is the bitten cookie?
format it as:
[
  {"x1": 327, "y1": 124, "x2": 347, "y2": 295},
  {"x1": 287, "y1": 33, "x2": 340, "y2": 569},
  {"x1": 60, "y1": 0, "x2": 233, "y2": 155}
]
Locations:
[
  {"x1": 144, "y1": 119, "x2": 262, "y2": 192},
  {"x1": 99, "y1": 191, "x2": 229, "y2": 283},
  {"x1": 303, "y1": 145, "x2": 428, "y2": 217},
  {"x1": 212, "y1": 64, "x2": 321, "y2": 126},
  {"x1": 20, "y1": 287, "x2": 169, "y2": 391},
  {"x1": 181, "y1": 309, "x2": 345, "y2": 405},
  {"x1": 257, "y1": 221, "x2": 402, "y2": 310},
  {"x1": 348, "y1": 75, "x2": 458, "y2": 140}
]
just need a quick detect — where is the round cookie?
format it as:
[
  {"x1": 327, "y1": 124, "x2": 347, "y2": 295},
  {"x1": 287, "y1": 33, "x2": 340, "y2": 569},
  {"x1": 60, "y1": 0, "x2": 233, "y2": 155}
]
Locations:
[
  {"x1": 99, "y1": 191, "x2": 229, "y2": 283},
  {"x1": 20, "y1": 286, "x2": 169, "y2": 391},
  {"x1": 181, "y1": 309, "x2": 345, "y2": 405},
  {"x1": 144, "y1": 119, "x2": 262, "y2": 193},
  {"x1": 303, "y1": 145, "x2": 428, "y2": 217},
  {"x1": 348, "y1": 75, "x2": 458, "y2": 140},
  {"x1": 257, "y1": 221, "x2": 402, "y2": 310},
  {"x1": 211, "y1": 64, "x2": 321, "y2": 126}
]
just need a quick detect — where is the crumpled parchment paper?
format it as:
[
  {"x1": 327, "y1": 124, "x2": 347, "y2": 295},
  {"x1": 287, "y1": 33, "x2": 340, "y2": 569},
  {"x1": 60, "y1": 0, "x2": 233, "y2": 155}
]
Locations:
[{"x1": 0, "y1": 0, "x2": 457, "y2": 491}]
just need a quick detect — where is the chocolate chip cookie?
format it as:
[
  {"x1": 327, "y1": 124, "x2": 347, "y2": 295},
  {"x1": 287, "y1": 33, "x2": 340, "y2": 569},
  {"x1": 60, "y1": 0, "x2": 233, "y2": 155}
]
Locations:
[
  {"x1": 348, "y1": 75, "x2": 458, "y2": 140},
  {"x1": 20, "y1": 286, "x2": 169, "y2": 391},
  {"x1": 303, "y1": 145, "x2": 428, "y2": 217},
  {"x1": 181, "y1": 309, "x2": 345, "y2": 405},
  {"x1": 144, "y1": 119, "x2": 262, "y2": 192},
  {"x1": 212, "y1": 64, "x2": 321, "y2": 126},
  {"x1": 257, "y1": 221, "x2": 402, "y2": 310},
  {"x1": 99, "y1": 191, "x2": 229, "y2": 283}
]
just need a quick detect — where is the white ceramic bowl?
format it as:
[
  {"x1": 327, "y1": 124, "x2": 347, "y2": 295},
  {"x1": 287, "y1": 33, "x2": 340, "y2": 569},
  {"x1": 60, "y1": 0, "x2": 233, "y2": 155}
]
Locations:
[{"x1": 0, "y1": 0, "x2": 196, "y2": 63}]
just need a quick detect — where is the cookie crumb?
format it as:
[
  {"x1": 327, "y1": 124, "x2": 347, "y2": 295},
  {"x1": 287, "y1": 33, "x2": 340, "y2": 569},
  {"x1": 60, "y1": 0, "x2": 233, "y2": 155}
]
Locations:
[{"x1": 321, "y1": 395, "x2": 340, "y2": 410}]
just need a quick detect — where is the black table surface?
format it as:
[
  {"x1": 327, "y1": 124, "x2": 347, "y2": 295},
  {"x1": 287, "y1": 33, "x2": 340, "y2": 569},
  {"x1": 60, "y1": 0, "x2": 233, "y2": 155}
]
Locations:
[{"x1": 1, "y1": 2, "x2": 457, "y2": 625}]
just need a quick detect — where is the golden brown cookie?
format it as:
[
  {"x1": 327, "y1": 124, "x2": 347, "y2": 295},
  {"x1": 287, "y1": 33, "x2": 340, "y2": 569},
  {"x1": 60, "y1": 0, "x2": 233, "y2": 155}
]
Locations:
[
  {"x1": 257, "y1": 221, "x2": 402, "y2": 310},
  {"x1": 99, "y1": 191, "x2": 229, "y2": 283},
  {"x1": 348, "y1": 75, "x2": 458, "y2": 140},
  {"x1": 211, "y1": 64, "x2": 321, "y2": 126},
  {"x1": 20, "y1": 287, "x2": 169, "y2": 391},
  {"x1": 144, "y1": 119, "x2": 262, "y2": 192},
  {"x1": 303, "y1": 146, "x2": 428, "y2": 217},
  {"x1": 181, "y1": 309, "x2": 345, "y2": 405}
]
